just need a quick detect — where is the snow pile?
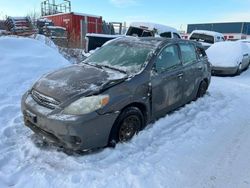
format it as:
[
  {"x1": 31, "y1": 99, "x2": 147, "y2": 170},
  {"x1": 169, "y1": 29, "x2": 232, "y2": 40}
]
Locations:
[
  {"x1": 0, "y1": 36, "x2": 68, "y2": 110},
  {"x1": 206, "y1": 41, "x2": 248, "y2": 67},
  {"x1": 31, "y1": 34, "x2": 58, "y2": 50}
]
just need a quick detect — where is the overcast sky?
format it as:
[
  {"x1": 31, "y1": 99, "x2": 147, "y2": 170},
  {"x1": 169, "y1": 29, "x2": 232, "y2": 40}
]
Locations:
[{"x1": 0, "y1": 0, "x2": 250, "y2": 31}]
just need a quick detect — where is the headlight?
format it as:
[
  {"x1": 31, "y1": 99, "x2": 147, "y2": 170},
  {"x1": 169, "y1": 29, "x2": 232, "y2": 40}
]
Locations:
[{"x1": 63, "y1": 95, "x2": 109, "y2": 115}]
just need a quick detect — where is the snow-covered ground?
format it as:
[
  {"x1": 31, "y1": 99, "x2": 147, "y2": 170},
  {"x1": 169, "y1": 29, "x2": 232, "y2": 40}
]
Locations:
[{"x1": 0, "y1": 36, "x2": 250, "y2": 188}]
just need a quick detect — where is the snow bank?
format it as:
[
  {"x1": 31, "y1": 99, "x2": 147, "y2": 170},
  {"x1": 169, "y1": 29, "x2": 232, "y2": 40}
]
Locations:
[
  {"x1": 206, "y1": 41, "x2": 248, "y2": 67},
  {"x1": 31, "y1": 34, "x2": 58, "y2": 50},
  {"x1": 0, "y1": 36, "x2": 68, "y2": 105}
]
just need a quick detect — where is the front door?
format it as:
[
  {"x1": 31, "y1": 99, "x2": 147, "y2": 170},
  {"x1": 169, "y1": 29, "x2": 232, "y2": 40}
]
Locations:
[{"x1": 151, "y1": 44, "x2": 184, "y2": 119}]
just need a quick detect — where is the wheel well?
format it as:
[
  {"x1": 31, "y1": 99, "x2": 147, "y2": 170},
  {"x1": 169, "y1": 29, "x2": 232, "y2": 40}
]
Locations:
[
  {"x1": 121, "y1": 102, "x2": 148, "y2": 126},
  {"x1": 203, "y1": 78, "x2": 208, "y2": 85},
  {"x1": 108, "y1": 102, "x2": 148, "y2": 145}
]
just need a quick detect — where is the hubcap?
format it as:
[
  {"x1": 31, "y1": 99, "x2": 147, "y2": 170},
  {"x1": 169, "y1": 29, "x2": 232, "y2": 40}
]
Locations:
[{"x1": 118, "y1": 115, "x2": 140, "y2": 142}]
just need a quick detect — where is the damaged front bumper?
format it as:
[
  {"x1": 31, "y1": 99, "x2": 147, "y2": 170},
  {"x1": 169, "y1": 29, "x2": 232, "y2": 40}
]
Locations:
[{"x1": 21, "y1": 92, "x2": 119, "y2": 151}]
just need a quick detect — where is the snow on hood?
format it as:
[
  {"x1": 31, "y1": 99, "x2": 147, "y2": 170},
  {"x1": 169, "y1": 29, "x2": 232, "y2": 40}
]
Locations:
[
  {"x1": 33, "y1": 64, "x2": 127, "y2": 102},
  {"x1": 206, "y1": 41, "x2": 249, "y2": 67}
]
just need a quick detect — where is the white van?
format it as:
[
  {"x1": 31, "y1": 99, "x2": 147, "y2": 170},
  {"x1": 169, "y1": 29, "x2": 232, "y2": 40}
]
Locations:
[{"x1": 189, "y1": 30, "x2": 225, "y2": 49}]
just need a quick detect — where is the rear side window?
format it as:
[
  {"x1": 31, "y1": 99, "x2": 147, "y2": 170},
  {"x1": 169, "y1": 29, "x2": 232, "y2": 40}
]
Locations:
[
  {"x1": 155, "y1": 45, "x2": 181, "y2": 72},
  {"x1": 179, "y1": 43, "x2": 197, "y2": 65}
]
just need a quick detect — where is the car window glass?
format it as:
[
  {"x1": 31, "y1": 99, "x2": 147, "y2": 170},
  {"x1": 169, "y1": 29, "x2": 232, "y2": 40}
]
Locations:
[
  {"x1": 179, "y1": 43, "x2": 197, "y2": 65},
  {"x1": 160, "y1": 32, "x2": 172, "y2": 38},
  {"x1": 155, "y1": 45, "x2": 181, "y2": 72}
]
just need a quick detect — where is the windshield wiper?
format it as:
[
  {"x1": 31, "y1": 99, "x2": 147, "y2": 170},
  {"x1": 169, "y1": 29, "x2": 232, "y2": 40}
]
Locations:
[
  {"x1": 84, "y1": 62, "x2": 103, "y2": 70},
  {"x1": 100, "y1": 65, "x2": 127, "y2": 74}
]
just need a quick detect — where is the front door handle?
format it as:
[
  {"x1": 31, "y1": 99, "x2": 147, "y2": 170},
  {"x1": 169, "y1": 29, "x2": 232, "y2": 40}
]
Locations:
[{"x1": 177, "y1": 73, "x2": 183, "y2": 78}]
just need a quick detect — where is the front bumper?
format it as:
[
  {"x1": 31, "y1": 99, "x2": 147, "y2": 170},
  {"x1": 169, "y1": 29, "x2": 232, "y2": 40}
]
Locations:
[
  {"x1": 212, "y1": 66, "x2": 238, "y2": 76},
  {"x1": 21, "y1": 92, "x2": 119, "y2": 151}
]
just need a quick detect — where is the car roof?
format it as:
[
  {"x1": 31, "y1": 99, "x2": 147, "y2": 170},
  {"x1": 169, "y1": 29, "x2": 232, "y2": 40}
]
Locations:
[{"x1": 113, "y1": 36, "x2": 201, "y2": 48}]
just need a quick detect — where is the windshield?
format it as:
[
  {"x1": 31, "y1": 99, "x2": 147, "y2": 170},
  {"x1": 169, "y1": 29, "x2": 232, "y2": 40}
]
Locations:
[
  {"x1": 190, "y1": 33, "x2": 214, "y2": 44},
  {"x1": 83, "y1": 41, "x2": 153, "y2": 74}
]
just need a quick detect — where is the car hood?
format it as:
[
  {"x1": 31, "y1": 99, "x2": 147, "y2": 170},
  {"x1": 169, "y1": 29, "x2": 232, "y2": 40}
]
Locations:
[{"x1": 32, "y1": 64, "x2": 127, "y2": 102}]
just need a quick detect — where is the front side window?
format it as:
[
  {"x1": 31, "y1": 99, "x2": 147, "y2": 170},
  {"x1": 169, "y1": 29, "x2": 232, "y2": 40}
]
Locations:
[
  {"x1": 179, "y1": 43, "x2": 197, "y2": 65},
  {"x1": 154, "y1": 45, "x2": 181, "y2": 72}
]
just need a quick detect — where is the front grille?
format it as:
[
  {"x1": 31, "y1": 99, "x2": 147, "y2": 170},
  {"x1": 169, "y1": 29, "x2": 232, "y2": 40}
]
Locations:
[{"x1": 31, "y1": 90, "x2": 60, "y2": 109}]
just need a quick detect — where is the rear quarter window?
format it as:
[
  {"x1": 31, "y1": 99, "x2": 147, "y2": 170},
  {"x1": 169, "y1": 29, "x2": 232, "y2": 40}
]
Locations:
[
  {"x1": 196, "y1": 46, "x2": 207, "y2": 58},
  {"x1": 179, "y1": 43, "x2": 197, "y2": 65}
]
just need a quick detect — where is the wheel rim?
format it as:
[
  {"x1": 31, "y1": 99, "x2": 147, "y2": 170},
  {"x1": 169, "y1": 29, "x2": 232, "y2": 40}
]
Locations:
[{"x1": 118, "y1": 115, "x2": 140, "y2": 142}]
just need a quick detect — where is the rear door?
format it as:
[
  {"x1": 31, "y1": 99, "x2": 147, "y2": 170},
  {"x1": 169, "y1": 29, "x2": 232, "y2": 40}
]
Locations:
[
  {"x1": 151, "y1": 44, "x2": 184, "y2": 119},
  {"x1": 179, "y1": 42, "x2": 203, "y2": 102}
]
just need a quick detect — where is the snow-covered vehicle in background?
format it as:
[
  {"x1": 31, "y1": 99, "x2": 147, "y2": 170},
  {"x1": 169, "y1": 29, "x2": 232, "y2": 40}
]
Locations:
[
  {"x1": 85, "y1": 22, "x2": 181, "y2": 52},
  {"x1": 189, "y1": 30, "x2": 225, "y2": 50},
  {"x1": 206, "y1": 41, "x2": 250, "y2": 76},
  {"x1": 239, "y1": 39, "x2": 250, "y2": 54}
]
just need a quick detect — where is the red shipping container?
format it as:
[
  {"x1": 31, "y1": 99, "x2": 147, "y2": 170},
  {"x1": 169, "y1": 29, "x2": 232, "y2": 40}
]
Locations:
[{"x1": 44, "y1": 12, "x2": 102, "y2": 48}]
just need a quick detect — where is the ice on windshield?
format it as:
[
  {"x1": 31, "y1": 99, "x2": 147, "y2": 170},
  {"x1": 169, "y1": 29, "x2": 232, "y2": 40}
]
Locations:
[{"x1": 83, "y1": 41, "x2": 154, "y2": 74}]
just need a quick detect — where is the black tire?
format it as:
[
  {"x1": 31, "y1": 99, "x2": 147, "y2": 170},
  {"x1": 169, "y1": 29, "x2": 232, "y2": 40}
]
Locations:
[
  {"x1": 108, "y1": 107, "x2": 144, "y2": 147},
  {"x1": 196, "y1": 80, "x2": 208, "y2": 98}
]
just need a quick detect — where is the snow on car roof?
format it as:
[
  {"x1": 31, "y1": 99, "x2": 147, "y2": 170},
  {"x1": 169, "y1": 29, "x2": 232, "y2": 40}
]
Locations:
[
  {"x1": 191, "y1": 30, "x2": 224, "y2": 37},
  {"x1": 129, "y1": 22, "x2": 179, "y2": 34},
  {"x1": 206, "y1": 41, "x2": 249, "y2": 67}
]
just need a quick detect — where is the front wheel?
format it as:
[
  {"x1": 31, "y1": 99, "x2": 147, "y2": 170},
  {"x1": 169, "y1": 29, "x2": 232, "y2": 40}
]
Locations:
[{"x1": 108, "y1": 107, "x2": 144, "y2": 147}]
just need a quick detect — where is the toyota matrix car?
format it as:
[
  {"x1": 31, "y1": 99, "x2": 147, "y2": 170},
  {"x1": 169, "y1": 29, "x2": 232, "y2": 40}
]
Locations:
[{"x1": 21, "y1": 37, "x2": 211, "y2": 151}]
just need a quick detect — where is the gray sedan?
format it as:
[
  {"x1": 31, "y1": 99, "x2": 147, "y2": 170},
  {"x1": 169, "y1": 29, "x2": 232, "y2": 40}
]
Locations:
[{"x1": 21, "y1": 37, "x2": 211, "y2": 151}]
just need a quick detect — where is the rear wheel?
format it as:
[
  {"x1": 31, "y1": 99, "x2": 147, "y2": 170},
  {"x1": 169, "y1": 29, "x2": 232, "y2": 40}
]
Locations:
[
  {"x1": 108, "y1": 107, "x2": 144, "y2": 147},
  {"x1": 196, "y1": 80, "x2": 208, "y2": 98}
]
